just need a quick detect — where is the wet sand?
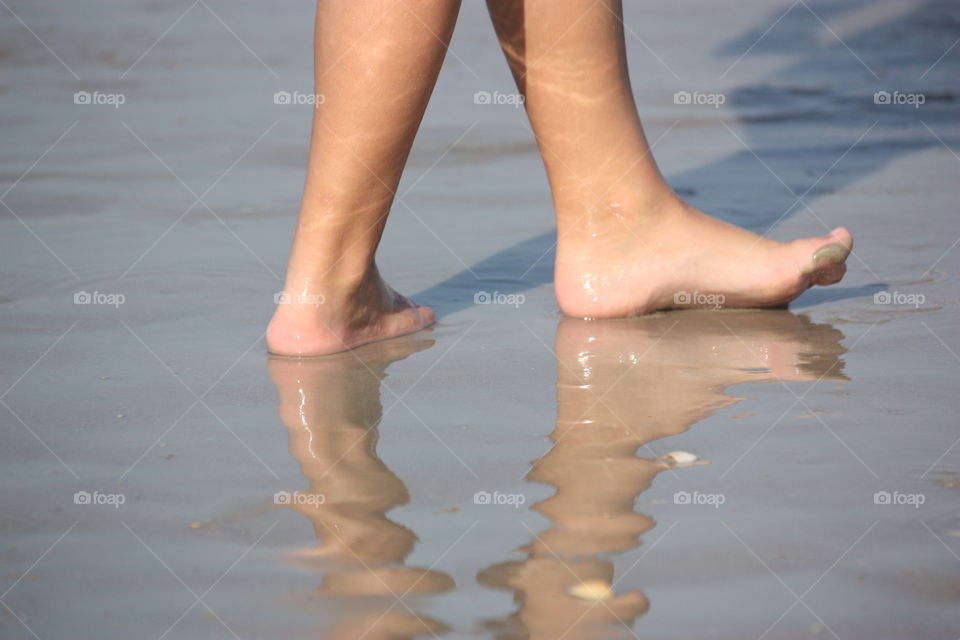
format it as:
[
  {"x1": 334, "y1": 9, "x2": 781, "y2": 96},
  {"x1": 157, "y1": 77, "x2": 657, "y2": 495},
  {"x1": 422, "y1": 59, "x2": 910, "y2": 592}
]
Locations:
[{"x1": 2, "y1": 0, "x2": 959, "y2": 638}]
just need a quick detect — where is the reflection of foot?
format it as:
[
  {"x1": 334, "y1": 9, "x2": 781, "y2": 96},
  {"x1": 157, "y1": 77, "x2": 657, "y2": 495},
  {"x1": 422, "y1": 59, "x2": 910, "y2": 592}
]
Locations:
[
  {"x1": 554, "y1": 310, "x2": 847, "y2": 439},
  {"x1": 557, "y1": 310, "x2": 848, "y2": 385},
  {"x1": 267, "y1": 266, "x2": 435, "y2": 356},
  {"x1": 544, "y1": 311, "x2": 849, "y2": 545},
  {"x1": 555, "y1": 196, "x2": 853, "y2": 318}
]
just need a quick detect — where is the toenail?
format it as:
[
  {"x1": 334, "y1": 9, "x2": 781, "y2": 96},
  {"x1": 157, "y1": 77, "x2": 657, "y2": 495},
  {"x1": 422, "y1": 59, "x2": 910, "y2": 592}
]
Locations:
[{"x1": 812, "y1": 243, "x2": 849, "y2": 266}]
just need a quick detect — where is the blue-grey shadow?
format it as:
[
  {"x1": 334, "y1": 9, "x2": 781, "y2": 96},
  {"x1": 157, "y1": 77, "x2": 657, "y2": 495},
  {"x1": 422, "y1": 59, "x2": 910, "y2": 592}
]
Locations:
[{"x1": 413, "y1": 231, "x2": 555, "y2": 316}]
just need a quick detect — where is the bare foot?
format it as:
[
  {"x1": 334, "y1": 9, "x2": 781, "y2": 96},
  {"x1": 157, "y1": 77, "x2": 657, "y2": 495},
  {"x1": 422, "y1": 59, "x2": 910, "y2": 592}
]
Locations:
[
  {"x1": 554, "y1": 196, "x2": 853, "y2": 318},
  {"x1": 266, "y1": 266, "x2": 435, "y2": 357}
]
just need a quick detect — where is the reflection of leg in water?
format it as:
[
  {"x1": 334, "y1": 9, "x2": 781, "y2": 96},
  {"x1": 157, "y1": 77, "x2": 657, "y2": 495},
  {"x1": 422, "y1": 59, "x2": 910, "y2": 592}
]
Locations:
[
  {"x1": 268, "y1": 338, "x2": 453, "y2": 639},
  {"x1": 479, "y1": 311, "x2": 847, "y2": 639}
]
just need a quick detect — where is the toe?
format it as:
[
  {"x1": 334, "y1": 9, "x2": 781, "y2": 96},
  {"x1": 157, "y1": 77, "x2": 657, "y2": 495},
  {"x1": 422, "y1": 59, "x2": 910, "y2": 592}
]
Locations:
[
  {"x1": 417, "y1": 304, "x2": 436, "y2": 328},
  {"x1": 827, "y1": 226, "x2": 854, "y2": 250},
  {"x1": 393, "y1": 292, "x2": 434, "y2": 328},
  {"x1": 812, "y1": 261, "x2": 847, "y2": 285},
  {"x1": 795, "y1": 227, "x2": 853, "y2": 280},
  {"x1": 812, "y1": 242, "x2": 850, "y2": 268}
]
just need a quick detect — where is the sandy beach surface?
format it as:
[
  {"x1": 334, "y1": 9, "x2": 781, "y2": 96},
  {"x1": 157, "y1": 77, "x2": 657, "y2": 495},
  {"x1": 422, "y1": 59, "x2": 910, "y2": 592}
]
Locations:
[{"x1": 2, "y1": 0, "x2": 959, "y2": 638}]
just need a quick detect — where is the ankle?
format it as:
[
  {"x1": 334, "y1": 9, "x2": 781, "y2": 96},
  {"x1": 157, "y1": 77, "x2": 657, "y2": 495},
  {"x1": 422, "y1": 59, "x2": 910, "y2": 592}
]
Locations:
[
  {"x1": 282, "y1": 228, "x2": 383, "y2": 293},
  {"x1": 276, "y1": 269, "x2": 390, "y2": 336},
  {"x1": 557, "y1": 188, "x2": 689, "y2": 255},
  {"x1": 554, "y1": 182, "x2": 680, "y2": 244}
]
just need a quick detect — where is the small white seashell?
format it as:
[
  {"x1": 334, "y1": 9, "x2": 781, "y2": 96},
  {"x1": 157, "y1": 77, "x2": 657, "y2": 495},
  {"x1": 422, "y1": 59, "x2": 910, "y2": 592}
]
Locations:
[
  {"x1": 661, "y1": 451, "x2": 698, "y2": 465},
  {"x1": 568, "y1": 580, "x2": 613, "y2": 602}
]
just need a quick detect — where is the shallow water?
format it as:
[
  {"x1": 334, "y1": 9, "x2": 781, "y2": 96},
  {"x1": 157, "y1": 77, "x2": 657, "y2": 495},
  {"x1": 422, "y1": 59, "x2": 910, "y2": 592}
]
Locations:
[{"x1": 2, "y1": 0, "x2": 959, "y2": 638}]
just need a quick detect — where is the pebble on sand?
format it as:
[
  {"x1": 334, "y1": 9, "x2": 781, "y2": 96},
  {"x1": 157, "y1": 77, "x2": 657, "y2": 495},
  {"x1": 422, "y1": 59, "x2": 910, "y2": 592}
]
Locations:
[{"x1": 568, "y1": 580, "x2": 613, "y2": 602}]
